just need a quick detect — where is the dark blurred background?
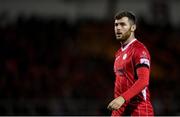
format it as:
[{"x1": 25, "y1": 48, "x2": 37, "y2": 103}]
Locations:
[{"x1": 0, "y1": 0, "x2": 179, "y2": 116}]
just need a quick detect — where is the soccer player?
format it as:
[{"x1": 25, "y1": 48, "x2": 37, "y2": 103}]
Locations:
[{"x1": 107, "y1": 11, "x2": 154, "y2": 116}]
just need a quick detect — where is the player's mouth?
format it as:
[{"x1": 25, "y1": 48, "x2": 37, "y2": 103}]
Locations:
[{"x1": 116, "y1": 32, "x2": 122, "y2": 36}]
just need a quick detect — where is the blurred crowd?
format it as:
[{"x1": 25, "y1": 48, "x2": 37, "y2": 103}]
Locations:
[{"x1": 0, "y1": 14, "x2": 179, "y2": 115}]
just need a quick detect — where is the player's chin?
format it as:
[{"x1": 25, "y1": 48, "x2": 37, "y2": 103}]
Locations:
[
  {"x1": 116, "y1": 37, "x2": 124, "y2": 41},
  {"x1": 116, "y1": 36, "x2": 122, "y2": 40}
]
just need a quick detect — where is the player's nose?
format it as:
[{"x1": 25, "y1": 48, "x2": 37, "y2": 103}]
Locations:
[
  {"x1": 116, "y1": 25, "x2": 122, "y2": 30},
  {"x1": 116, "y1": 29, "x2": 121, "y2": 33}
]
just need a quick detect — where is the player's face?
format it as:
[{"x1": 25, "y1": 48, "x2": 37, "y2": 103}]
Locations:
[{"x1": 114, "y1": 17, "x2": 133, "y2": 42}]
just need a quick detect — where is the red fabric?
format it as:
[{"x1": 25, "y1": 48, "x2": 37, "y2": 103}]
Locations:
[
  {"x1": 112, "y1": 39, "x2": 154, "y2": 116},
  {"x1": 112, "y1": 100, "x2": 154, "y2": 116},
  {"x1": 113, "y1": 39, "x2": 151, "y2": 102},
  {"x1": 121, "y1": 67, "x2": 149, "y2": 101}
]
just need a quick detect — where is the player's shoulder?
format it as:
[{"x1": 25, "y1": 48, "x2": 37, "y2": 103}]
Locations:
[
  {"x1": 115, "y1": 48, "x2": 121, "y2": 57},
  {"x1": 133, "y1": 39, "x2": 149, "y2": 52},
  {"x1": 133, "y1": 39, "x2": 151, "y2": 58}
]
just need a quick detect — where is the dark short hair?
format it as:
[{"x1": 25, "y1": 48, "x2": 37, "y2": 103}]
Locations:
[{"x1": 114, "y1": 11, "x2": 136, "y2": 24}]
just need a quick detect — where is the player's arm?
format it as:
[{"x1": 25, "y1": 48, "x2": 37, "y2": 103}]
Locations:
[
  {"x1": 121, "y1": 65, "x2": 150, "y2": 101},
  {"x1": 107, "y1": 66, "x2": 150, "y2": 111},
  {"x1": 121, "y1": 47, "x2": 151, "y2": 101},
  {"x1": 107, "y1": 47, "x2": 151, "y2": 110}
]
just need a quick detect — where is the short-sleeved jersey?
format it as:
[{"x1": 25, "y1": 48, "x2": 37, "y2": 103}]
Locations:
[{"x1": 114, "y1": 39, "x2": 151, "y2": 103}]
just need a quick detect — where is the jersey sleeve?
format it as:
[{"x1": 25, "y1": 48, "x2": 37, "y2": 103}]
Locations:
[
  {"x1": 133, "y1": 46, "x2": 150, "y2": 69},
  {"x1": 121, "y1": 45, "x2": 151, "y2": 101},
  {"x1": 121, "y1": 67, "x2": 150, "y2": 101}
]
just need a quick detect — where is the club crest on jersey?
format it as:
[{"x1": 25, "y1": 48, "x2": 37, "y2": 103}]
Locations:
[{"x1": 123, "y1": 54, "x2": 127, "y2": 60}]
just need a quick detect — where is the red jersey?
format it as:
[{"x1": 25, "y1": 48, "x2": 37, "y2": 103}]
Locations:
[{"x1": 113, "y1": 39, "x2": 154, "y2": 116}]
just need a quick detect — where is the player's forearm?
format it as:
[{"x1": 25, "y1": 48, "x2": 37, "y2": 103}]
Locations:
[{"x1": 121, "y1": 67, "x2": 150, "y2": 101}]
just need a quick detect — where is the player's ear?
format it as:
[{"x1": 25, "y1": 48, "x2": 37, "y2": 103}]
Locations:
[{"x1": 131, "y1": 24, "x2": 136, "y2": 31}]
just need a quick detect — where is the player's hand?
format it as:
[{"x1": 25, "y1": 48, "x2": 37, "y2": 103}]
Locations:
[{"x1": 107, "y1": 96, "x2": 125, "y2": 111}]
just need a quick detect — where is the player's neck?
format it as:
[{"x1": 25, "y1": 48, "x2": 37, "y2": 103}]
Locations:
[{"x1": 121, "y1": 34, "x2": 135, "y2": 48}]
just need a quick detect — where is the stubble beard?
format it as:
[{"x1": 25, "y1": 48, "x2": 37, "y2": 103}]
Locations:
[{"x1": 116, "y1": 28, "x2": 132, "y2": 43}]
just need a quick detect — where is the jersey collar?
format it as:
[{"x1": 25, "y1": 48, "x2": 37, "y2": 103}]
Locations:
[{"x1": 121, "y1": 38, "x2": 137, "y2": 51}]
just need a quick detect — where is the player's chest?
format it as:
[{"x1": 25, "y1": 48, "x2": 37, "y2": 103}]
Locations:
[{"x1": 114, "y1": 50, "x2": 134, "y2": 71}]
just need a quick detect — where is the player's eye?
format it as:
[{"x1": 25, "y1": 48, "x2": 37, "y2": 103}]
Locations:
[
  {"x1": 120, "y1": 22, "x2": 126, "y2": 26},
  {"x1": 115, "y1": 23, "x2": 118, "y2": 26}
]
